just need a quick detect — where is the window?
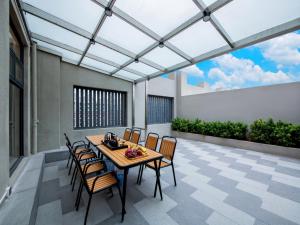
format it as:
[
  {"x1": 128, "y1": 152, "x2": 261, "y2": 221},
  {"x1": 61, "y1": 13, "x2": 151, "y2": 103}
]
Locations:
[
  {"x1": 73, "y1": 86, "x2": 127, "y2": 129},
  {"x1": 147, "y1": 95, "x2": 173, "y2": 124}
]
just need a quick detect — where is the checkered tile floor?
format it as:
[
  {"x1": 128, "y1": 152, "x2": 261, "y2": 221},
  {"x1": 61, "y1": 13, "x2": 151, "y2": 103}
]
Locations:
[{"x1": 36, "y1": 139, "x2": 300, "y2": 225}]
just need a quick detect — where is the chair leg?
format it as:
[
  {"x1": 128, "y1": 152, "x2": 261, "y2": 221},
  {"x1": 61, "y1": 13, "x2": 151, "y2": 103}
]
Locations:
[
  {"x1": 68, "y1": 158, "x2": 73, "y2": 175},
  {"x1": 84, "y1": 195, "x2": 92, "y2": 225},
  {"x1": 138, "y1": 166, "x2": 144, "y2": 185},
  {"x1": 109, "y1": 187, "x2": 114, "y2": 197},
  {"x1": 171, "y1": 162, "x2": 177, "y2": 186},
  {"x1": 136, "y1": 165, "x2": 142, "y2": 184},
  {"x1": 75, "y1": 181, "x2": 83, "y2": 208},
  {"x1": 70, "y1": 166, "x2": 77, "y2": 185},
  {"x1": 66, "y1": 153, "x2": 71, "y2": 168},
  {"x1": 76, "y1": 182, "x2": 84, "y2": 210},
  {"x1": 71, "y1": 168, "x2": 78, "y2": 192}
]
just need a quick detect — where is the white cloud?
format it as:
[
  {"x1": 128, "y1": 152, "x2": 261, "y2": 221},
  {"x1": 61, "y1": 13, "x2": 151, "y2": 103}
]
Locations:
[
  {"x1": 256, "y1": 32, "x2": 300, "y2": 66},
  {"x1": 207, "y1": 54, "x2": 292, "y2": 91},
  {"x1": 180, "y1": 65, "x2": 204, "y2": 77}
]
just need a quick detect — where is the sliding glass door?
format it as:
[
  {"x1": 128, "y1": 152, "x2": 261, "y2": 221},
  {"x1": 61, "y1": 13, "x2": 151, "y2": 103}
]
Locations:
[{"x1": 9, "y1": 26, "x2": 24, "y2": 173}]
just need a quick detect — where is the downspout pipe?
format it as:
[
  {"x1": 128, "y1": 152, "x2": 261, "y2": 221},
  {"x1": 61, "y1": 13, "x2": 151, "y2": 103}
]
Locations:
[{"x1": 31, "y1": 42, "x2": 38, "y2": 154}]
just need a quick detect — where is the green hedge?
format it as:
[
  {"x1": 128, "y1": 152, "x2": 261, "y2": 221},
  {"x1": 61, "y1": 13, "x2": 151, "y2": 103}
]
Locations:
[
  {"x1": 249, "y1": 119, "x2": 300, "y2": 148},
  {"x1": 171, "y1": 118, "x2": 300, "y2": 148}
]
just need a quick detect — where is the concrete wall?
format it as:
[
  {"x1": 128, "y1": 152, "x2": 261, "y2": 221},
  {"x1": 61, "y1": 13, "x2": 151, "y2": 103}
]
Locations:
[
  {"x1": 177, "y1": 79, "x2": 300, "y2": 124},
  {"x1": 0, "y1": 0, "x2": 10, "y2": 200},
  {"x1": 37, "y1": 50, "x2": 133, "y2": 151},
  {"x1": 134, "y1": 75, "x2": 177, "y2": 138}
]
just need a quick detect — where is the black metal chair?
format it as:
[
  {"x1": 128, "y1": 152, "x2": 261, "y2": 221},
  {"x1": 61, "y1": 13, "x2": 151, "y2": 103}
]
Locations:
[
  {"x1": 137, "y1": 132, "x2": 159, "y2": 184},
  {"x1": 73, "y1": 151, "x2": 122, "y2": 225},
  {"x1": 64, "y1": 133, "x2": 89, "y2": 169},
  {"x1": 139, "y1": 136, "x2": 177, "y2": 186}
]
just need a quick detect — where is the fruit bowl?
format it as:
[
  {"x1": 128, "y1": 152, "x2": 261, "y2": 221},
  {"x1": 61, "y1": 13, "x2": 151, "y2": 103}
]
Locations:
[{"x1": 125, "y1": 146, "x2": 147, "y2": 159}]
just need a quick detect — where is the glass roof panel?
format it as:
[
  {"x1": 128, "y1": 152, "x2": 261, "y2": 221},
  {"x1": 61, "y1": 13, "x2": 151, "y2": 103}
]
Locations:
[
  {"x1": 214, "y1": 0, "x2": 300, "y2": 42},
  {"x1": 116, "y1": 70, "x2": 142, "y2": 80},
  {"x1": 202, "y1": 0, "x2": 217, "y2": 7},
  {"x1": 88, "y1": 43, "x2": 131, "y2": 65},
  {"x1": 143, "y1": 47, "x2": 185, "y2": 68},
  {"x1": 23, "y1": 0, "x2": 104, "y2": 32},
  {"x1": 126, "y1": 62, "x2": 159, "y2": 75},
  {"x1": 25, "y1": 14, "x2": 89, "y2": 50},
  {"x1": 82, "y1": 57, "x2": 117, "y2": 73},
  {"x1": 114, "y1": 0, "x2": 199, "y2": 37},
  {"x1": 34, "y1": 39, "x2": 81, "y2": 62},
  {"x1": 168, "y1": 20, "x2": 227, "y2": 58},
  {"x1": 97, "y1": 15, "x2": 155, "y2": 54}
]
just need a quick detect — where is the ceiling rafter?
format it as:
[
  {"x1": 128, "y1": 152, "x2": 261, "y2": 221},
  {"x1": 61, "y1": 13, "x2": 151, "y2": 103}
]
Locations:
[
  {"x1": 90, "y1": 0, "x2": 232, "y2": 77},
  {"x1": 31, "y1": 32, "x2": 146, "y2": 77},
  {"x1": 136, "y1": 17, "x2": 300, "y2": 82},
  {"x1": 77, "y1": 0, "x2": 116, "y2": 65},
  {"x1": 21, "y1": 0, "x2": 162, "y2": 75},
  {"x1": 192, "y1": 0, "x2": 234, "y2": 48}
]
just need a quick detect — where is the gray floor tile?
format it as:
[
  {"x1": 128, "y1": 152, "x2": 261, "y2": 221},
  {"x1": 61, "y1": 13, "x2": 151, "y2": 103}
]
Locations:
[
  {"x1": 245, "y1": 170, "x2": 272, "y2": 185},
  {"x1": 35, "y1": 200, "x2": 63, "y2": 225},
  {"x1": 268, "y1": 181, "x2": 300, "y2": 203}
]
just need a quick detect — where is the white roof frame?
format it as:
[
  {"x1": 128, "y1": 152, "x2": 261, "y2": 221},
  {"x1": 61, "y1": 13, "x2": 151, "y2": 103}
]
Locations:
[{"x1": 21, "y1": 0, "x2": 300, "y2": 83}]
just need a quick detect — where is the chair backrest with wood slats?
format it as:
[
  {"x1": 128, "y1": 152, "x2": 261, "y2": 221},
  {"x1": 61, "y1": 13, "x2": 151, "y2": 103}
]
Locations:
[
  {"x1": 159, "y1": 136, "x2": 177, "y2": 161},
  {"x1": 145, "y1": 132, "x2": 159, "y2": 151},
  {"x1": 123, "y1": 128, "x2": 132, "y2": 141},
  {"x1": 130, "y1": 130, "x2": 141, "y2": 144}
]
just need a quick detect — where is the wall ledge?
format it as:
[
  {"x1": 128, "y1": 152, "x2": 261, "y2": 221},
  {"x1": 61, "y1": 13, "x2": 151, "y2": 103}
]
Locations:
[{"x1": 172, "y1": 130, "x2": 300, "y2": 159}]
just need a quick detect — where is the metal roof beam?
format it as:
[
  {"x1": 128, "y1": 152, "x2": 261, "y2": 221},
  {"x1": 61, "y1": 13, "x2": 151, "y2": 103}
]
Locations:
[
  {"x1": 21, "y1": 2, "x2": 92, "y2": 39},
  {"x1": 193, "y1": 0, "x2": 234, "y2": 48},
  {"x1": 136, "y1": 18, "x2": 300, "y2": 83},
  {"x1": 78, "y1": 0, "x2": 116, "y2": 65}
]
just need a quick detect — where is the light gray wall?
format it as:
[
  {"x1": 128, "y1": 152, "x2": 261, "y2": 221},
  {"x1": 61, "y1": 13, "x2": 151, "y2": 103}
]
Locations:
[
  {"x1": 36, "y1": 50, "x2": 133, "y2": 151},
  {"x1": 0, "y1": 0, "x2": 10, "y2": 199},
  {"x1": 177, "y1": 81, "x2": 300, "y2": 124},
  {"x1": 59, "y1": 61, "x2": 132, "y2": 147},
  {"x1": 37, "y1": 51, "x2": 61, "y2": 151},
  {"x1": 134, "y1": 76, "x2": 177, "y2": 138}
]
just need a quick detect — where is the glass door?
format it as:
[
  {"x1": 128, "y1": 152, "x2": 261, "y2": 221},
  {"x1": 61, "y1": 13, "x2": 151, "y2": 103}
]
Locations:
[{"x1": 9, "y1": 26, "x2": 24, "y2": 173}]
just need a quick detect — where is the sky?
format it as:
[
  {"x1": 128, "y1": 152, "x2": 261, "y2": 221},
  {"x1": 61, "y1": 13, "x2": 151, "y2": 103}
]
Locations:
[{"x1": 174, "y1": 30, "x2": 300, "y2": 92}]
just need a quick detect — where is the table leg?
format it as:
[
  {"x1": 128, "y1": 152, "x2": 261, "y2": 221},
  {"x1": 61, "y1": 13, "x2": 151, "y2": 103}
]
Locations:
[
  {"x1": 153, "y1": 159, "x2": 163, "y2": 200},
  {"x1": 121, "y1": 168, "x2": 128, "y2": 222}
]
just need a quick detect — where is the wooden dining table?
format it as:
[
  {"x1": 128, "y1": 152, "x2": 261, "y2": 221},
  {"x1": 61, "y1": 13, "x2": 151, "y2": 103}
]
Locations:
[{"x1": 86, "y1": 134, "x2": 163, "y2": 221}]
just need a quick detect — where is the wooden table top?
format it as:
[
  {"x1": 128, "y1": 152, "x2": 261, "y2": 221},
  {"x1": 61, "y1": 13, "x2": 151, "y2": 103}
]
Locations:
[
  {"x1": 86, "y1": 134, "x2": 163, "y2": 169},
  {"x1": 86, "y1": 134, "x2": 105, "y2": 146}
]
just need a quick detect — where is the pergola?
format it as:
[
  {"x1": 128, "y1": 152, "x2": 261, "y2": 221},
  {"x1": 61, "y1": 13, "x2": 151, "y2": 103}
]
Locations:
[{"x1": 21, "y1": 0, "x2": 300, "y2": 82}]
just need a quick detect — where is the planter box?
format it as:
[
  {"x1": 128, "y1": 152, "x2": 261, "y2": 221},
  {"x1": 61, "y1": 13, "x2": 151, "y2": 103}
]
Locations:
[{"x1": 172, "y1": 130, "x2": 300, "y2": 159}]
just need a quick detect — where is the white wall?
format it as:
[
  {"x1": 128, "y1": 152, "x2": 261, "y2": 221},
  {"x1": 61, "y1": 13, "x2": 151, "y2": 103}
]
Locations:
[
  {"x1": 134, "y1": 75, "x2": 177, "y2": 138},
  {"x1": 177, "y1": 76, "x2": 300, "y2": 124}
]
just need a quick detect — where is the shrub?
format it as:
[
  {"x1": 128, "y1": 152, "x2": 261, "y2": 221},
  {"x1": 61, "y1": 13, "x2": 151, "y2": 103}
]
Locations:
[
  {"x1": 172, "y1": 117, "x2": 300, "y2": 148},
  {"x1": 250, "y1": 119, "x2": 300, "y2": 148},
  {"x1": 171, "y1": 118, "x2": 247, "y2": 140}
]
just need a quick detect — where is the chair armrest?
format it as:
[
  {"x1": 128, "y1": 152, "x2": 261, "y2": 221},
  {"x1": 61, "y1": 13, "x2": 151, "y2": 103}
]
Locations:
[
  {"x1": 78, "y1": 151, "x2": 95, "y2": 160},
  {"x1": 82, "y1": 159, "x2": 105, "y2": 174},
  {"x1": 72, "y1": 140, "x2": 86, "y2": 148},
  {"x1": 91, "y1": 172, "x2": 114, "y2": 192}
]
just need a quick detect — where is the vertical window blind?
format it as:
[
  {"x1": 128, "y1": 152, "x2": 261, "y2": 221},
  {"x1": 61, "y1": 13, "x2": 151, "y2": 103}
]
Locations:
[
  {"x1": 147, "y1": 95, "x2": 173, "y2": 124},
  {"x1": 73, "y1": 86, "x2": 127, "y2": 129}
]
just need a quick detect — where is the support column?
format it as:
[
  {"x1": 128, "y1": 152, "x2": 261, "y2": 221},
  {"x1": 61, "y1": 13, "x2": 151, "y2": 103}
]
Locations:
[
  {"x1": 23, "y1": 46, "x2": 31, "y2": 156},
  {"x1": 0, "y1": 0, "x2": 11, "y2": 202},
  {"x1": 31, "y1": 43, "x2": 38, "y2": 155},
  {"x1": 144, "y1": 79, "x2": 148, "y2": 138}
]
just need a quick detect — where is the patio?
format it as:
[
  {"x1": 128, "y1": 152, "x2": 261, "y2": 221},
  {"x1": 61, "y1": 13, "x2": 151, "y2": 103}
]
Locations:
[
  {"x1": 5, "y1": 138, "x2": 298, "y2": 225},
  {"x1": 1, "y1": 0, "x2": 300, "y2": 225}
]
